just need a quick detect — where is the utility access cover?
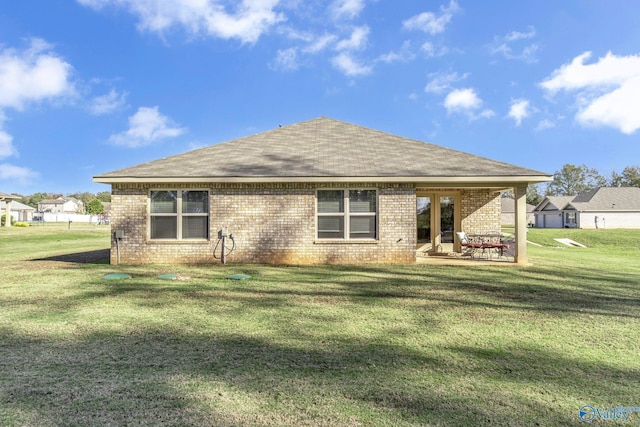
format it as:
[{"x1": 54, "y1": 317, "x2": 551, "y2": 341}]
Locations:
[{"x1": 102, "y1": 273, "x2": 132, "y2": 280}]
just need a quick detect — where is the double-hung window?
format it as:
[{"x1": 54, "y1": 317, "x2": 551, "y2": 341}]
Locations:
[
  {"x1": 317, "y1": 189, "x2": 377, "y2": 239},
  {"x1": 150, "y1": 190, "x2": 209, "y2": 240}
]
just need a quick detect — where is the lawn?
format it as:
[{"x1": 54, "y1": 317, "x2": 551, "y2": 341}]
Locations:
[{"x1": 1, "y1": 224, "x2": 639, "y2": 426}]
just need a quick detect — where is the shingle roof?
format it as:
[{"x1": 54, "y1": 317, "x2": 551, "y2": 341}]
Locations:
[
  {"x1": 501, "y1": 197, "x2": 535, "y2": 213},
  {"x1": 1, "y1": 200, "x2": 34, "y2": 211},
  {"x1": 568, "y1": 187, "x2": 640, "y2": 211},
  {"x1": 534, "y1": 196, "x2": 575, "y2": 211},
  {"x1": 0, "y1": 192, "x2": 21, "y2": 199},
  {"x1": 94, "y1": 117, "x2": 551, "y2": 184}
]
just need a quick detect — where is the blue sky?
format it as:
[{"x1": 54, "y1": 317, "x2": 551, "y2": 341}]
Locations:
[{"x1": 1, "y1": 0, "x2": 639, "y2": 195}]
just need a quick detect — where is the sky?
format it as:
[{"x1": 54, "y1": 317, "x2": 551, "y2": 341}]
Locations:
[{"x1": 1, "y1": 0, "x2": 639, "y2": 196}]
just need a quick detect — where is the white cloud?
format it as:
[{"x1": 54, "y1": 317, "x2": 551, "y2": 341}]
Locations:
[
  {"x1": 535, "y1": 119, "x2": 555, "y2": 131},
  {"x1": 0, "y1": 129, "x2": 16, "y2": 159},
  {"x1": 541, "y1": 51, "x2": 640, "y2": 134},
  {"x1": 420, "y1": 42, "x2": 448, "y2": 58},
  {"x1": 444, "y1": 88, "x2": 494, "y2": 119},
  {"x1": 77, "y1": 0, "x2": 285, "y2": 44},
  {"x1": 330, "y1": 0, "x2": 365, "y2": 21},
  {"x1": 576, "y1": 76, "x2": 640, "y2": 134},
  {"x1": 403, "y1": 0, "x2": 460, "y2": 35},
  {"x1": 508, "y1": 98, "x2": 531, "y2": 126},
  {"x1": 425, "y1": 71, "x2": 468, "y2": 94},
  {"x1": 377, "y1": 41, "x2": 415, "y2": 64},
  {"x1": 505, "y1": 27, "x2": 536, "y2": 42},
  {"x1": 304, "y1": 33, "x2": 338, "y2": 54},
  {"x1": 270, "y1": 47, "x2": 300, "y2": 71},
  {"x1": 0, "y1": 163, "x2": 37, "y2": 184},
  {"x1": 489, "y1": 26, "x2": 538, "y2": 63},
  {"x1": 89, "y1": 89, "x2": 128, "y2": 115},
  {"x1": 0, "y1": 112, "x2": 17, "y2": 159},
  {"x1": 541, "y1": 51, "x2": 640, "y2": 92},
  {"x1": 444, "y1": 88, "x2": 481, "y2": 111},
  {"x1": 335, "y1": 26, "x2": 369, "y2": 51},
  {"x1": 0, "y1": 38, "x2": 75, "y2": 111},
  {"x1": 331, "y1": 52, "x2": 372, "y2": 76},
  {"x1": 108, "y1": 106, "x2": 186, "y2": 147}
]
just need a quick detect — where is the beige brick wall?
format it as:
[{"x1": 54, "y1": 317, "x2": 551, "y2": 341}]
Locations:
[
  {"x1": 461, "y1": 189, "x2": 502, "y2": 234},
  {"x1": 110, "y1": 183, "x2": 416, "y2": 265}
]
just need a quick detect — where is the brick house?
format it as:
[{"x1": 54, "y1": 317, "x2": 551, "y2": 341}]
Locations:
[{"x1": 93, "y1": 117, "x2": 551, "y2": 265}]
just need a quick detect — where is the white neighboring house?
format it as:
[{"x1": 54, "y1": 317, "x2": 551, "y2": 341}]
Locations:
[
  {"x1": 38, "y1": 197, "x2": 85, "y2": 214},
  {"x1": 0, "y1": 200, "x2": 36, "y2": 221},
  {"x1": 534, "y1": 187, "x2": 640, "y2": 229}
]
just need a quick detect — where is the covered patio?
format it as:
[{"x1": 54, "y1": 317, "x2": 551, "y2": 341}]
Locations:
[{"x1": 414, "y1": 184, "x2": 534, "y2": 265}]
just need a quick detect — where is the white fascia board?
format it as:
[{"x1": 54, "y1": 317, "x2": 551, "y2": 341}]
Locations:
[{"x1": 94, "y1": 175, "x2": 553, "y2": 185}]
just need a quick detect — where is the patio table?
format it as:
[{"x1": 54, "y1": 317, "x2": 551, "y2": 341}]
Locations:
[{"x1": 468, "y1": 233, "x2": 509, "y2": 260}]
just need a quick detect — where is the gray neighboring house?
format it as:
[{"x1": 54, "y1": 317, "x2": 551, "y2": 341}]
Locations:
[
  {"x1": 534, "y1": 187, "x2": 640, "y2": 229},
  {"x1": 94, "y1": 117, "x2": 552, "y2": 265},
  {"x1": 501, "y1": 197, "x2": 535, "y2": 227}
]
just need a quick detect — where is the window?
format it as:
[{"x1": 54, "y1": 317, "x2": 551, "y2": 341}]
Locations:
[
  {"x1": 150, "y1": 190, "x2": 209, "y2": 240},
  {"x1": 317, "y1": 189, "x2": 377, "y2": 239}
]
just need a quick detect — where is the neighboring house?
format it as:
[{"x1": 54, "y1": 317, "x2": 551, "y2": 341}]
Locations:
[
  {"x1": 501, "y1": 197, "x2": 535, "y2": 226},
  {"x1": 1, "y1": 192, "x2": 23, "y2": 227},
  {"x1": 533, "y1": 196, "x2": 574, "y2": 228},
  {"x1": 94, "y1": 117, "x2": 552, "y2": 265},
  {"x1": 38, "y1": 197, "x2": 85, "y2": 214},
  {"x1": 534, "y1": 187, "x2": 640, "y2": 229},
  {"x1": 0, "y1": 200, "x2": 36, "y2": 222}
]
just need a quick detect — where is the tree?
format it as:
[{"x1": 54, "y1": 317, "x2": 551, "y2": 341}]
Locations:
[
  {"x1": 86, "y1": 199, "x2": 104, "y2": 215},
  {"x1": 545, "y1": 164, "x2": 606, "y2": 196},
  {"x1": 526, "y1": 184, "x2": 544, "y2": 206},
  {"x1": 68, "y1": 192, "x2": 94, "y2": 206},
  {"x1": 24, "y1": 192, "x2": 47, "y2": 208},
  {"x1": 96, "y1": 191, "x2": 111, "y2": 202},
  {"x1": 609, "y1": 165, "x2": 640, "y2": 188},
  {"x1": 501, "y1": 184, "x2": 543, "y2": 206}
]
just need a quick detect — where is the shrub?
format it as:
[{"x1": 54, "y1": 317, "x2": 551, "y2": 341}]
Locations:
[
  {"x1": 1, "y1": 214, "x2": 14, "y2": 226},
  {"x1": 13, "y1": 222, "x2": 30, "y2": 227}
]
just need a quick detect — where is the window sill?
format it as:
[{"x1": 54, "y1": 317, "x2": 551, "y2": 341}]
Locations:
[
  {"x1": 147, "y1": 239, "x2": 210, "y2": 244},
  {"x1": 314, "y1": 239, "x2": 379, "y2": 245}
]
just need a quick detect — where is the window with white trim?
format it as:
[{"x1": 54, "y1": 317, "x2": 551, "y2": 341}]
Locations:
[
  {"x1": 565, "y1": 211, "x2": 576, "y2": 223},
  {"x1": 317, "y1": 189, "x2": 377, "y2": 239},
  {"x1": 150, "y1": 190, "x2": 209, "y2": 240}
]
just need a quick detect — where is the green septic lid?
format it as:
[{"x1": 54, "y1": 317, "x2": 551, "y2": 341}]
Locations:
[
  {"x1": 228, "y1": 274, "x2": 251, "y2": 280},
  {"x1": 157, "y1": 274, "x2": 177, "y2": 280},
  {"x1": 102, "y1": 273, "x2": 132, "y2": 280}
]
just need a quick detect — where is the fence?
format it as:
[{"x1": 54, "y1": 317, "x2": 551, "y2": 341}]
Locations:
[{"x1": 40, "y1": 213, "x2": 107, "y2": 224}]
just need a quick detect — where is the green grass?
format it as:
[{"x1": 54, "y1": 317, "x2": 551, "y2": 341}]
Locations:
[{"x1": 1, "y1": 225, "x2": 639, "y2": 426}]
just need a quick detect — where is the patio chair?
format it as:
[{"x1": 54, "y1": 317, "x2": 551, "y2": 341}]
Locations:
[{"x1": 456, "y1": 231, "x2": 483, "y2": 258}]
